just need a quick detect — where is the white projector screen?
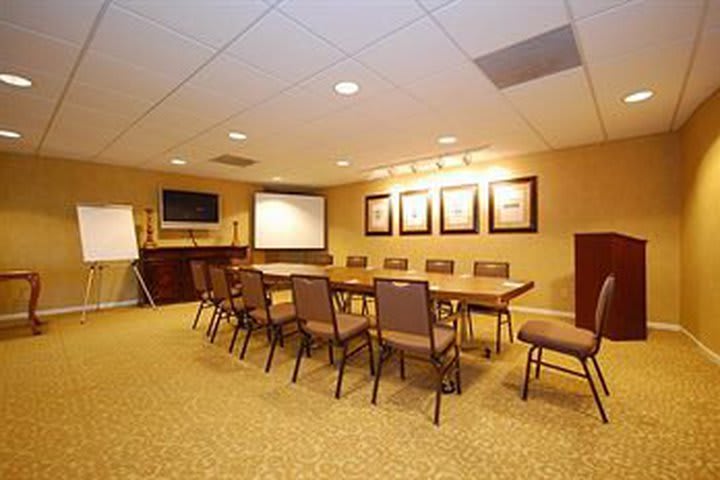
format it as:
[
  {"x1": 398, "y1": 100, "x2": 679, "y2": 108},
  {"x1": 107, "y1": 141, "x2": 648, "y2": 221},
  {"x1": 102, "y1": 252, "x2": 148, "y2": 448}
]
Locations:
[
  {"x1": 253, "y1": 192, "x2": 326, "y2": 250},
  {"x1": 76, "y1": 204, "x2": 139, "y2": 262}
]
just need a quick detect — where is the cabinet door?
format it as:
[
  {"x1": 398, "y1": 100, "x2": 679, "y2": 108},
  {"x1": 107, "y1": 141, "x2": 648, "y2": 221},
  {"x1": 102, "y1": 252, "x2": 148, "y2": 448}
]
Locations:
[{"x1": 143, "y1": 260, "x2": 183, "y2": 304}]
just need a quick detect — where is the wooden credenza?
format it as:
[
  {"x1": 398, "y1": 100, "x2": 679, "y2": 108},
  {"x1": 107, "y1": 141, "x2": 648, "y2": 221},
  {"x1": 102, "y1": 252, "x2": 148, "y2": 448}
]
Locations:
[
  {"x1": 575, "y1": 233, "x2": 647, "y2": 340},
  {"x1": 139, "y1": 246, "x2": 249, "y2": 304}
]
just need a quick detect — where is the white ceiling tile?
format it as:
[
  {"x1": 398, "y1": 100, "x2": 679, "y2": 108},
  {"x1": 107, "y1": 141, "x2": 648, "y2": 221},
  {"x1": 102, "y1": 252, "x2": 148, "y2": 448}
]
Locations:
[
  {"x1": 74, "y1": 50, "x2": 180, "y2": 102},
  {"x1": 577, "y1": 0, "x2": 704, "y2": 64},
  {"x1": 403, "y1": 61, "x2": 498, "y2": 109},
  {"x1": 0, "y1": 0, "x2": 104, "y2": 45},
  {"x1": 590, "y1": 39, "x2": 693, "y2": 139},
  {"x1": 41, "y1": 123, "x2": 119, "y2": 159},
  {"x1": 279, "y1": 0, "x2": 425, "y2": 54},
  {"x1": 707, "y1": 0, "x2": 720, "y2": 29},
  {"x1": 567, "y1": 0, "x2": 631, "y2": 20},
  {"x1": 0, "y1": 62, "x2": 66, "y2": 101},
  {"x1": 356, "y1": 17, "x2": 467, "y2": 85},
  {"x1": 64, "y1": 82, "x2": 154, "y2": 120},
  {"x1": 0, "y1": 90, "x2": 55, "y2": 133},
  {"x1": 505, "y1": 67, "x2": 604, "y2": 148},
  {"x1": 161, "y1": 85, "x2": 249, "y2": 124},
  {"x1": 417, "y1": 0, "x2": 454, "y2": 12},
  {"x1": 90, "y1": 5, "x2": 215, "y2": 77},
  {"x1": 117, "y1": 0, "x2": 269, "y2": 48},
  {"x1": 189, "y1": 54, "x2": 288, "y2": 107},
  {"x1": 225, "y1": 10, "x2": 344, "y2": 83},
  {"x1": 480, "y1": 128, "x2": 549, "y2": 160},
  {"x1": 344, "y1": 88, "x2": 432, "y2": 127},
  {"x1": 432, "y1": 0, "x2": 568, "y2": 58},
  {"x1": 0, "y1": 22, "x2": 80, "y2": 77},
  {"x1": 673, "y1": 26, "x2": 720, "y2": 128}
]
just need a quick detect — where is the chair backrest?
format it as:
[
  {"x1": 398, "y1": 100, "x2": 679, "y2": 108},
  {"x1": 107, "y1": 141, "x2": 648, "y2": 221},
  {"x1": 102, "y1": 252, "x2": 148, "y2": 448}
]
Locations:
[
  {"x1": 306, "y1": 253, "x2": 334, "y2": 265},
  {"x1": 189, "y1": 260, "x2": 209, "y2": 295},
  {"x1": 208, "y1": 265, "x2": 232, "y2": 303},
  {"x1": 383, "y1": 257, "x2": 409, "y2": 271},
  {"x1": 238, "y1": 268, "x2": 268, "y2": 312},
  {"x1": 425, "y1": 259, "x2": 454, "y2": 274},
  {"x1": 592, "y1": 275, "x2": 616, "y2": 352},
  {"x1": 374, "y1": 278, "x2": 435, "y2": 352},
  {"x1": 473, "y1": 261, "x2": 510, "y2": 278},
  {"x1": 346, "y1": 255, "x2": 368, "y2": 268},
  {"x1": 291, "y1": 274, "x2": 338, "y2": 339}
]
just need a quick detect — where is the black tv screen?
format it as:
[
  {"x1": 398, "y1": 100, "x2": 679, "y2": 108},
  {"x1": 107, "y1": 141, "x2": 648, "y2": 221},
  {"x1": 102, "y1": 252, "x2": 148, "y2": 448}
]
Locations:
[{"x1": 160, "y1": 189, "x2": 220, "y2": 229}]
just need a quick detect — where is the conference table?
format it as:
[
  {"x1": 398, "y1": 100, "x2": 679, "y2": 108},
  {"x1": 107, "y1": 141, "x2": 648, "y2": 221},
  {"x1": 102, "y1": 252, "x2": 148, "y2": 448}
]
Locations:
[{"x1": 231, "y1": 263, "x2": 535, "y2": 350}]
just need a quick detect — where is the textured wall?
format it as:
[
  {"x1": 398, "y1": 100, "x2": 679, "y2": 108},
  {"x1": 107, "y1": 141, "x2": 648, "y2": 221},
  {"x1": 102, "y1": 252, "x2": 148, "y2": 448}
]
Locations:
[
  {"x1": 680, "y1": 89, "x2": 720, "y2": 355},
  {"x1": 0, "y1": 152, "x2": 256, "y2": 315},
  {"x1": 324, "y1": 134, "x2": 682, "y2": 324}
]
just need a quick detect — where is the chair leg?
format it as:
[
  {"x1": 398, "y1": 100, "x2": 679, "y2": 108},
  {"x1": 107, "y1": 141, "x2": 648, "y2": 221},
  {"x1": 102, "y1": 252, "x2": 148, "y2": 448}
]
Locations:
[
  {"x1": 454, "y1": 345, "x2": 462, "y2": 395},
  {"x1": 335, "y1": 344, "x2": 348, "y2": 399},
  {"x1": 361, "y1": 296, "x2": 369, "y2": 316},
  {"x1": 239, "y1": 325, "x2": 253, "y2": 360},
  {"x1": 206, "y1": 307, "x2": 218, "y2": 337},
  {"x1": 228, "y1": 317, "x2": 241, "y2": 353},
  {"x1": 265, "y1": 326, "x2": 279, "y2": 373},
  {"x1": 468, "y1": 312, "x2": 474, "y2": 338},
  {"x1": 278, "y1": 326, "x2": 285, "y2": 348},
  {"x1": 580, "y1": 358, "x2": 609, "y2": 423},
  {"x1": 366, "y1": 331, "x2": 375, "y2": 376},
  {"x1": 210, "y1": 311, "x2": 223, "y2": 343},
  {"x1": 522, "y1": 346, "x2": 536, "y2": 400},
  {"x1": 191, "y1": 302, "x2": 204, "y2": 329},
  {"x1": 292, "y1": 336, "x2": 307, "y2": 383},
  {"x1": 495, "y1": 312, "x2": 502, "y2": 353},
  {"x1": 399, "y1": 350, "x2": 406, "y2": 380},
  {"x1": 434, "y1": 366, "x2": 443, "y2": 426},
  {"x1": 372, "y1": 347, "x2": 388, "y2": 405},
  {"x1": 328, "y1": 344, "x2": 334, "y2": 365},
  {"x1": 591, "y1": 356, "x2": 610, "y2": 396},
  {"x1": 506, "y1": 310, "x2": 514, "y2": 343},
  {"x1": 535, "y1": 347, "x2": 543, "y2": 379}
]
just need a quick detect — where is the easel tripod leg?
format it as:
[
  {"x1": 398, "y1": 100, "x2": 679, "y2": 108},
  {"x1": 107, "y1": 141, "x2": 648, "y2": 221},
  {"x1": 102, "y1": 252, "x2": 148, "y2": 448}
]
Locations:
[
  {"x1": 81, "y1": 264, "x2": 96, "y2": 324},
  {"x1": 132, "y1": 263, "x2": 156, "y2": 309}
]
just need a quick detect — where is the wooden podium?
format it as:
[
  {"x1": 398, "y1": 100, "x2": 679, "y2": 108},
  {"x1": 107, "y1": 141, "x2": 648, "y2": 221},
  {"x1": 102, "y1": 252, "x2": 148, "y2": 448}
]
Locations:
[{"x1": 574, "y1": 233, "x2": 647, "y2": 340}]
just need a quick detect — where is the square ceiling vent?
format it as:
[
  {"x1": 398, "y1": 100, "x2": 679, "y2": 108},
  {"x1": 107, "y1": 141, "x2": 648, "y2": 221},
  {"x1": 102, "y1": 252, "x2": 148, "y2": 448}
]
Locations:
[
  {"x1": 208, "y1": 154, "x2": 258, "y2": 168},
  {"x1": 475, "y1": 25, "x2": 581, "y2": 89}
]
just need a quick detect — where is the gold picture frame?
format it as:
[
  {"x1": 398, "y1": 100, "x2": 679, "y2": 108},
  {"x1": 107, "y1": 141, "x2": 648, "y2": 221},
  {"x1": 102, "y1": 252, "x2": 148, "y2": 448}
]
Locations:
[
  {"x1": 365, "y1": 194, "x2": 392, "y2": 236},
  {"x1": 400, "y1": 189, "x2": 432, "y2": 235},
  {"x1": 440, "y1": 184, "x2": 479, "y2": 234},
  {"x1": 488, "y1": 176, "x2": 538, "y2": 233}
]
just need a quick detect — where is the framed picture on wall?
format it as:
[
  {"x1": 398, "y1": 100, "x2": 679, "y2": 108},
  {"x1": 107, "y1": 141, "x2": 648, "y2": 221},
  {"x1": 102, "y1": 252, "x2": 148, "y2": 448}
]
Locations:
[
  {"x1": 488, "y1": 176, "x2": 538, "y2": 233},
  {"x1": 440, "y1": 184, "x2": 479, "y2": 234},
  {"x1": 400, "y1": 189, "x2": 431, "y2": 235},
  {"x1": 365, "y1": 194, "x2": 392, "y2": 236}
]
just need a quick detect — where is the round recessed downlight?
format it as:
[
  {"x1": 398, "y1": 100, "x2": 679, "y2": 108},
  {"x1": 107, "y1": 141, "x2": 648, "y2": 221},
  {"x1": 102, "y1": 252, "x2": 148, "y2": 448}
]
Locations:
[
  {"x1": 336, "y1": 159, "x2": 351, "y2": 167},
  {"x1": 0, "y1": 129, "x2": 21, "y2": 139},
  {"x1": 334, "y1": 81, "x2": 360, "y2": 96},
  {"x1": 437, "y1": 135, "x2": 457, "y2": 145},
  {"x1": 228, "y1": 131, "x2": 247, "y2": 141},
  {"x1": 170, "y1": 158, "x2": 187, "y2": 165},
  {"x1": 0, "y1": 73, "x2": 32, "y2": 88},
  {"x1": 623, "y1": 89, "x2": 654, "y2": 104},
  {"x1": 272, "y1": 176, "x2": 282, "y2": 182}
]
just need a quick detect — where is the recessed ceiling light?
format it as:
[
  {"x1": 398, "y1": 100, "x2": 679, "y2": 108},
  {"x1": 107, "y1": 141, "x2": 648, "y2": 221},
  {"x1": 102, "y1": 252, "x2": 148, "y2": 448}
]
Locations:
[
  {"x1": 228, "y1": 131, "x2": 247, "y2": 141},
  {"x1": 0, "y1": 73, "x2": 32, "y2": 88},
  {"x1": 334, "y1": 81, "x2": 360, "y2": 96},
  {"x1": 170, "y1": 158, "x2": 187, "y2": 165},
  {"x1": 272, "y1": 176, "x2": 282, "y2": 182},
  {"x1": 0, "y1": 129, "x2": 21, "y2": 139},
  {"x1": 437, "y1": 135, "x2": 457, "y2": 145},
  {"x1": 623, "y1": 89, "x2": 654, "y2": 104},
  {"x1": 336, "y1": 159, "x2": 351, "y2": 167}
]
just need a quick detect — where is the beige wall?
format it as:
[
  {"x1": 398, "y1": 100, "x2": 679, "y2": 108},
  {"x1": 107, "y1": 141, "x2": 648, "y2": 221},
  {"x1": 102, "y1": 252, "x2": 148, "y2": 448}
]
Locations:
[
  {"x1": 0, "y1": 152, "x2": 256, "y2": 315},
  {"x1": 679, "y1": 89, "x2": 720, "y2": 354},
  {"x1": 325, "y1": 134, "x2": 682, "y2": 324}
]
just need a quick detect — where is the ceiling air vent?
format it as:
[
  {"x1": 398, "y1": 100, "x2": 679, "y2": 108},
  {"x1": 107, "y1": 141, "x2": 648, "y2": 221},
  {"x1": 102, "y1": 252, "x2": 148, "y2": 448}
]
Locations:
[
  {"x1": 208, "y1": 154, "x2": 258, "y2": 168},
  {"x1": 475, "y1": 25, "x2": 581, "y2": 89}
]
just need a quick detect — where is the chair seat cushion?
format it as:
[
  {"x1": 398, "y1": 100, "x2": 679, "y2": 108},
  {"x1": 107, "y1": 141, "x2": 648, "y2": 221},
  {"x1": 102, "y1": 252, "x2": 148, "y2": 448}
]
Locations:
[
  {"x1": 250, "y1": 302, "x2": 295, "y2": 325},
  {"x1": 382, "y1": 325, "x2": 455, "y2": 355},
  {"x1": 517, "y1": 320, "x2": 596, "y2": 357},
  {"x1": 305, "y1": 313, "x2": 369, "y2": 341},
  {"x1": 220, "y1": 298, "x2": 244, "y2": 313}
]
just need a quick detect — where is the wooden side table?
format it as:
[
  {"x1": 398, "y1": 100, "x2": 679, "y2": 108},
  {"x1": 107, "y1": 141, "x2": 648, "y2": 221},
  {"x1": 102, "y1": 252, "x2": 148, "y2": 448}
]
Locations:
[{"x1": 0, "y1": 270, "x2": 42, "y2": 335}]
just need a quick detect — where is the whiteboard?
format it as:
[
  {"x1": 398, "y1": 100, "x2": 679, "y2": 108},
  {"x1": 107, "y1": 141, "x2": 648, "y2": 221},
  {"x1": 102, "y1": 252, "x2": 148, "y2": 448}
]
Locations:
[
  {"x1": 253, "y1": 192, "x2": 326, "y2": 249},
  {"x1": 76, "y1": 205, "x2": 139, "y2": 262}
]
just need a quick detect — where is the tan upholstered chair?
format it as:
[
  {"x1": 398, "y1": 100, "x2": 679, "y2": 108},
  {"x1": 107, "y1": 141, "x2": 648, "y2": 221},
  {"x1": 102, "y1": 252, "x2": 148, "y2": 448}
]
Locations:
[
  {"x1": 237, "y1": 268, "x2": 296, "y2": 372},
  {"x1": 207, "y1": 265, "x2": 246, "y2": 353},
  {"x1": 383, "y1": 257, "x2": 409, "y2": 271},
  {"x1": 341, "y1": 256, "x2": 369, "y2": 314},
  {"x1": 189, "y1": 260, "x2": 214, "y2": 331},
  {"x1": 291, "y1": 274, "x2": 374, "y2": 399},
  {"x1": 518, "y1": 275, "x2": 616, "y2": 423},
  {"x1": 469, "y1": 261, "x2": 513, "y2": 353},
  {"x1": 306, "y1": 253, "x2": 334, "y2": 266},
  {"x1": 372, "y1": 278, "x2": 461, "y2": 426},
  {"x1": 346, "y1": 255, "x2": 368, "y2": 268},
  {"x1": 425, "y1": 259, "x2": 455, "y2": 320}
]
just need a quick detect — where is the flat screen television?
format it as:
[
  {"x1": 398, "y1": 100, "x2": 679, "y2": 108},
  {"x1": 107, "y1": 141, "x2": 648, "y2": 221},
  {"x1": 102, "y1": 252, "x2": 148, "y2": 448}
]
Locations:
[{"x1": 160, "y1": 188, "x2": 220, "y2": 230}]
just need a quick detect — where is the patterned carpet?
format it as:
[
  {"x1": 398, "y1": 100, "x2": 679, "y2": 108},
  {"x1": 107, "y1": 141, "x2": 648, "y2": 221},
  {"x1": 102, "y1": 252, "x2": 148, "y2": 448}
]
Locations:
[{"x1": 0, "y1": 303, "x2": 718, "y2": 479}]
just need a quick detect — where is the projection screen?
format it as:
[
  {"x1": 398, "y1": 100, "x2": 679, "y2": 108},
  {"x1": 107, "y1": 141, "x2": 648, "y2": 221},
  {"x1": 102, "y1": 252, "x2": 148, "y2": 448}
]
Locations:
[{"x1": 253, "y1": 192, "x2": 326, "y2": 250}]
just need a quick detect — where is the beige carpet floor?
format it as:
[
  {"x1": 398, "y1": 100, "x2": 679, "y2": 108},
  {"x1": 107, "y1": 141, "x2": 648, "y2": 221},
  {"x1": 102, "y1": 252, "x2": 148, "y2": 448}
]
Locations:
[{"x1": 0, "y1": 303, "x2": 719, "y2": 479}]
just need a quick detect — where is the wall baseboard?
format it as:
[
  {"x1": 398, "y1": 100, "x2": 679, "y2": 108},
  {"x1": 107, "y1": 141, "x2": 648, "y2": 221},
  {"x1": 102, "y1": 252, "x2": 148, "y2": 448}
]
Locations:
[
  {"x1": 680, "y1": 326, "x2": 720, "y2": 366},
  {"x1": 0, "y1": 299, "x2": 138, "y2": 322},
  {"x1": 509, "y1": 306, "x2": 574, "y2": 318},
  {"x1": 647, "y1": 321, "x2": 682, "y2": 331}
]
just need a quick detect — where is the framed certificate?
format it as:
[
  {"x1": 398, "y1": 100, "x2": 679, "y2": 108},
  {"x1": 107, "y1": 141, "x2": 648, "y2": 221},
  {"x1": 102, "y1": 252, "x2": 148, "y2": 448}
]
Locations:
[
  {"x1": 488, "y1": 176, "x2": 538, "y2": 233},
  {"x1": 440, "y1": 184, "x2": 479, "y2": 234},
  {"x1": 365, "y1": 194, "x2": 392, "y2": 236},
  {"x1": 400, "y1": 189, "x2": 431, "y2": 235}
]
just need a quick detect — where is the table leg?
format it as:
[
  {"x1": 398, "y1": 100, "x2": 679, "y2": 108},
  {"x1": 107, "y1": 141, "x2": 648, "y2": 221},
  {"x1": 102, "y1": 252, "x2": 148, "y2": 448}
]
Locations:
[{"x1": 28, "y1": 273, "x2": 42, "y2": 335}]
